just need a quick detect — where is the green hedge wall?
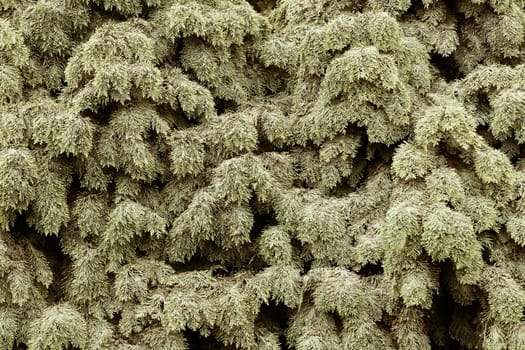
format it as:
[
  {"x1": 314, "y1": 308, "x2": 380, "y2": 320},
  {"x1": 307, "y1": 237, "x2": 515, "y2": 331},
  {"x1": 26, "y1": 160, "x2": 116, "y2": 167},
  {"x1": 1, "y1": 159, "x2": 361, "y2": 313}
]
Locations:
[{"x1": 1, "y1": 0, "x2": 525, "y2": 349}]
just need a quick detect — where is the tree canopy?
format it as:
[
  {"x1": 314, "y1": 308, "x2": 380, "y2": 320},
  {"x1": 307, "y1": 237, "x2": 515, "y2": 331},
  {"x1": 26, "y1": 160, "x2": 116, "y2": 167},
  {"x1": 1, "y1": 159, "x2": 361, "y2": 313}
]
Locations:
[{"x1": 1, "y1": 0, "x2": 525, "y2": 349}]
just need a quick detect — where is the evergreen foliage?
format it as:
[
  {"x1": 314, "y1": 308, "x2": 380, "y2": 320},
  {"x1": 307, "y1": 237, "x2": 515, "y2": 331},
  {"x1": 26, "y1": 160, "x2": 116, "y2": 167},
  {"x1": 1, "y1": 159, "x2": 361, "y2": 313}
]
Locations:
[{"x1": 1, "y1": 0, "x2": 525, "y2": 349}]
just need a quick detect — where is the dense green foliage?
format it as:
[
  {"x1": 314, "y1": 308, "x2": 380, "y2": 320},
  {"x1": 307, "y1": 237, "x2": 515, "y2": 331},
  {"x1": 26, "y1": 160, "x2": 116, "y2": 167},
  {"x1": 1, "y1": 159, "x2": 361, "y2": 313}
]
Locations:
[{"x1": 1, "y1": 0, "x2": 525, "y2": 349}]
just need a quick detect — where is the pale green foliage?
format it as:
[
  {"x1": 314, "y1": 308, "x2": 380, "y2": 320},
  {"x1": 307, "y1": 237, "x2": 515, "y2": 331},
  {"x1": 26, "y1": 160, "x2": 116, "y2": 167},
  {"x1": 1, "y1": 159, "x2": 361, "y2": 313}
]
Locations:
[
  {"x1": 169, "y1": 131, "x2": 206, "y2": 178},
  {"x1": 101, "y1": 199, "x2": 167, "y2": 270},
  {"x1": 453, "y1": 1, "x2": 525, "y2": 72},
  {"x1": 286, "y1": 305, "x2": 341, "y2": 350},
  {"x1": 402, "y1": 1, "x2": 459, "y2": 56},
  {"x1": 0, "y1": 309, "x2": 17, "y2": 350},
  {"x1": 256, "y1": 6, "x2": 431, "y2": 146},
  {"x1": 134, "y1": 328, "x2": 188, "y2": 350},
  {"x1": 162, "y1": 68, "x2": 216, "y2": 120},
  {"x1": 306, "y1": 44, "x2": 412, "y2": 145},
  {"x1": 323, "y1": 47, "x2": 399, "y2": 95},
  {"x1": 215, "y1": 204, "x2": 254, "y2": 249},
  {"x1": 0, "y1": 106, "x2": 29, "y2": 147},
  {"x1": 2, "y1": 0, "x2": 525, "y2": 349},
  {"x1": 274, "y1": 189, "x2": 349, "y2": 263},
  {"x1": 20, "y1": 0, "x2": 90, "y2": 56},
  {"x1": 161, "y1": 271, "x2": 261, "y2": 347},
  {"x1": 72, "y1": 0, "x2": 162, "y2": 16},
  {"x1": 65, "y1": 242, "x2": 108, "y2": 303},
  {"x1": 161, "y1": 176, "x2": 198, "y2": 220},
  {"x1": 507, "y1": 214, "x2": 525, "y2": 246},
  {"x1": 248, "y1": 265, "x2": 303, "y2": 308},
  {"x1": 425, "y1": 167, "x2": 466, "y2": 205},
  {"x1": 96, "y1": 104, "x2": 169, "y2": 181},
  {"x1": 210, "y1": 157, "x2": 253, "y2": 205},
  {"x1": 64, "y1": 20, "x2": 163, "y2": 109},
  {"x1": 381, "y1": 193, "x2": 424, "y2": 272},
  {"x1": 341, "y1": 318, "x2": 396, "y2": 350},
  {"x1": 28, "y1": 304, "x2": 88, "y2": 350},
  {"x1": 71, "y1": 193, "x2": 110, "y2": 238},
  {"x1": 392, "y1": 142, "x2": 438, "y2": 180},
  {"x1": 0, "y1": 148, "x2": 37, "y2": 228},
  {"x1": 26, "y1": 154, "x2": 71, "y2": 235},
  {"x1": 490, "y1": 89, "x2": 525, "y2": 140},
  {"x1": 150, "y1": 0, "x2": 271, "y2": 103},
  {"x1": 180, "y1": 40, "x2": 268, "y2": 103},
  {"x1": 165, "y1": 152, "x2": 288, "y2": 264},
  {"x1": 479, "y1": 267, "x2": 525, "y2": 349},
  {"x1": 154, "y1": 0, "x2": 268, "y2": 47},
  {"x1": 118, "y1": 261, "x2": 290, "y2": 349},
  {"x1": 414, "y1": 98, "x2": 480, "y2": 149},
  {"x1": 422, "y1": 204, "x2": 484, "y2": 283},
  {"x1": 257, "y1": 226, "x2": 293, "y2": 265},
  {"x1": 392, "y1": 307, "x2": 431, "y2": 350},
  {"x1": 0, "y1": 232, "x2": 53, "y2": 313},
  {"x1": 0, "y1": 19, "x2": 29, "y2": 103},
  {"x1": 206, "y1": 110, "x2": 259, "y2": 159},
  {"x1": 306, "y1": 267, "x2": 383, "y2": 320},
  {"x1": 33, "y1": 110, "x2": 94, "y2": 157},
  {"x1": 167, "y1": 189, "x2": 217, "y2": 262},
  {"x1": 114, "y1": 259, "x2": 173, "y2": 303},
  {"x1": 399, "y1": 260, "x2": 439, "y2": 309}
]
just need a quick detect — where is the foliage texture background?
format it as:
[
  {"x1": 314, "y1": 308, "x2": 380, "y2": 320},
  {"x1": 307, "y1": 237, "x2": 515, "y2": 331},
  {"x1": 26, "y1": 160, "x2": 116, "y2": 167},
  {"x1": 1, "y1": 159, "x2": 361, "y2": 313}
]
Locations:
[{"x1": 1, "y1": 0, "x2": 525, "y2": 349}]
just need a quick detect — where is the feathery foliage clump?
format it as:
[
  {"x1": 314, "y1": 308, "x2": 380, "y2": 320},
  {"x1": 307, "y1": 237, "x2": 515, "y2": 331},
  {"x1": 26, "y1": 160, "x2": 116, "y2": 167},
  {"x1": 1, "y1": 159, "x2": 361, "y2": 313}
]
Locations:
[{"x1": 1, "y1": 0, "x2": 525, "y2": 349}]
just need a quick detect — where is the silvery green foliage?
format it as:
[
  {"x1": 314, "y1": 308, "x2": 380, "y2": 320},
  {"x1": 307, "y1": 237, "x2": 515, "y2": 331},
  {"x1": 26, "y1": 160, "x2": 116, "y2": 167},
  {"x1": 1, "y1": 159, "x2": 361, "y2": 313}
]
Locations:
[{"x1": 1, "y1": 0, "x2": 525, "y2": 349}]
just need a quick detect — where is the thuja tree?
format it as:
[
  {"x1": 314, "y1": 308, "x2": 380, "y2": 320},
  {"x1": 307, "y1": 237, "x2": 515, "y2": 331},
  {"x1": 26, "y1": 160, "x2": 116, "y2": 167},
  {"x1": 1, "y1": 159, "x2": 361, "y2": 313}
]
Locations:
[{"x1": 1, "y1": 0, "x2": 525, "y2": 349}]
